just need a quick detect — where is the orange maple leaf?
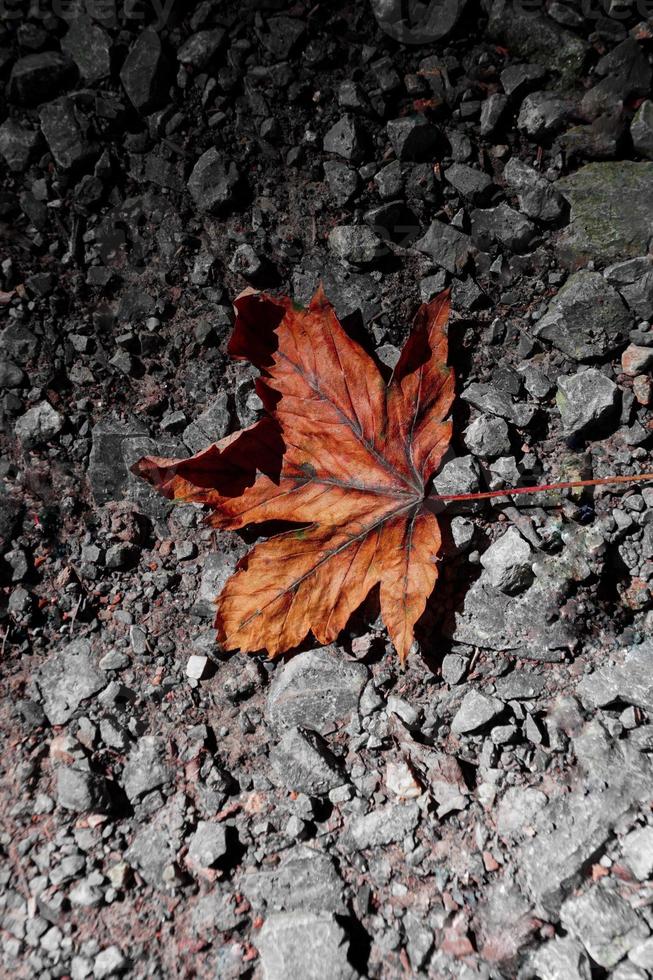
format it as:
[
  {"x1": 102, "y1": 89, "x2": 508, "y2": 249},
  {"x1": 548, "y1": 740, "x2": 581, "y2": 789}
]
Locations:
[{"x1": 133, "y1": 286, "x2": 454, "y2": 661}]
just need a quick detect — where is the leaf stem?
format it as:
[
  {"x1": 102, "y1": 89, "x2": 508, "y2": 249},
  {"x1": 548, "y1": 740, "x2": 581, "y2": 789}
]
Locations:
[{"x1": 428, "y1": 471, "x2": 653, "y2": 504}]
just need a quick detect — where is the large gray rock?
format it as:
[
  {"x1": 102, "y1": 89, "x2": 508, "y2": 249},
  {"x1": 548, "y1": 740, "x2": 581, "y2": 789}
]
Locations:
[
  {"x1": 124, "y1": 793, "x2": 186, "y2": 888},
  {"x1": 323, "y1": 115, "x2": 368, "y2": 162},
  {"x1": 516, "y1": 717, "x2": 653, "y2": 914},
  {"x1": 460, "y1": 382, "x2": 535, "y2": 427},
  {"x1": 576, "y1": 641, "x2": 653, "y2": 713},
  {"x1": 471, "y1": 202, "x2": 536, "y2": 253},
  {"x1": 8, "y1": 51, "x2": 74, "y2": 105},
  {"x1": 560, "y1": 888, "x2": 648, "y2": 969},
  {"x1": 480, "y1": 527, "x2": 533, "y2": 594},
  {"x1": 387, "y1": 114, "x2": 440, "y2": 161},
  {"x1": 56, "y1": 768, "x2": 110, "y2": 813},
  {"x1": 39, "y1": 98, "x2": 95, "y2": 171},
  {"x1": 345, "y1": 802, "x2": 420, "y2": 850},
  {"x1": 488, "y1": 0, "x2": 587, "y2": 86},
  {"x1": 0, "y1": 119, "x2": 40, "y2": 172},
  {"x1": 464, "y1": 414, "x2": 510, "y2": 459},
  {"x1": 120, "y1": 29, "x2": 169, "y2": 114},
  {"x1": 603, "y1": 256, "x2": 653, "y2": 321},
  {"x1": 526, "y1": 936, "x2": 592, "y2": 980},
  {"x1": 621, "y1": 826, "x2": 653, "y2": 882},
  {"x1": 61, "y1": 16, "x2": 111, "y2": 84},
  {"x1": 36, "y1": 639, "x2": 106, "y2": 725},
  {"x1": 241, "y1": 847, "x2": 345, "y2": 914},
  {"x1": 182, "y1": 393, "x2": 229, "y2": 453},
  {"x1": 266, "y1": 646, "x2": 368, "y2": 735},
  {"x1": 187, "y1": 148, "x2": 239, "y2": 212},
  {"x1": 14, "y1": 401, "x2": 63, "y2": 447},
  {"x1": 535, "y1": 270, "x2": 631, "y2": 361},
  {"x1": 88, "y1": 414, "x2": 184, "y2": 519},
  {"x1": 556, "y1": 162, "x2": 653, "y2": 266},
  {"x1": 413, "y1": 219, "x2": 474, "y2": 274},
  {"x1": 192, "y1": 552, "x2": 240, "y2": 618},
  {"x1": 451, "y1": 690, "x2": 503, "y2": 734},
  {"x1": 556, "y1": 369, "x2": 619, "y2": 437},
  {"x1": 517, "y1": 92, "x2": 574, "y2": 140},
  {"x1": 121, "y1": 736, "x2": 172, "y2": 802},
  {"x1": 270, "y1": 727, "x2": 346, "y2": 796},
  {"x1": 503, "y1": 157, "x2": 565, "y2": 223},
  {"x1": 432, "y1": 455, "x2": 480, "y2": 497},
  {"x1": 631, "y1": 100, "x2": 653, "y2": 160},
  {"x1": 186, "y1": 821, "x2": 227, "y2": 869},
  {"x1": 452, "y1": 525, "x2": 605, "y2": 659},
  {"x1": 255, "y1": 912, "x2": 358, "y2": 980},
  {"x1": 327, "y1": 225, "x2": 386, "y2": 267}
]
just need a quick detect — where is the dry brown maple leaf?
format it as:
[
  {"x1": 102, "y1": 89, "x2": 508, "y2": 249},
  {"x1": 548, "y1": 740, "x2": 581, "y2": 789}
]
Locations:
[
  {"x1": 133, "y1": 286, "x2": 455, "y2": 661},
  {"x1": 133, "y1": 286, "x2": 653, "y2": 661}
]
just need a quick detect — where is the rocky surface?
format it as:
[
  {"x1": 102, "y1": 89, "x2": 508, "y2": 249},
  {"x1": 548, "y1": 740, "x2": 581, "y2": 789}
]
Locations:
[{"x1": 2, "y1": 3, "x2": 653, "y2": 980}]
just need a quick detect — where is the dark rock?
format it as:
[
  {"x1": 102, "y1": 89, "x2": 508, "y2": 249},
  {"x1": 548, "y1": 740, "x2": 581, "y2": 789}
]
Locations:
[
  {"x1": 461, "y1": 381, "x2": 536, "y2": 426},
  {"x1": 266, "y1": 646, "x2": 368, "y2": 735},
  {"x1": 500, "y1": 63, "x2": 547, "y2": 99},
  {"x1": 187, "y1": 148, "x2": 239, "y2": 212},
  {"x1": 471, "y1": 203, "x2": 536, "y2": 253},
  {"x1": 556, "y1": 162, "x2": 653, "y2": 266},
  {"x1": 604, "y1": 257, "x2": 653, "y2": 320},
  {"x1": 270, "y1": 727, "x2": 346, "y2": 796},
  {"x1": 363, "y1": 201, "x2": 420, "y2": 245},
  {"x1": 370, "y1": 0, "x2": 465, "y2": 43},
  {"x1": 323, "y1": 115, "x2": 368, "y2": 162},
  {"x1": 413, "y1": 219, "x2": 473, "y2": 273},
  {"x1": 39, "y1": 99, "x2": 95, "y2": 171},
  {"x1": 177, "y1": 29, "x2": 225, "y2": 71},
  {"x1": 445, "y1": 163, "x2": 494, "y2": 204},
  {"x1": 374, "y1": 161, "x2": 403, "y2": 200},
  {"x1": 488, "y1": 0, "x2": 587, "y2": 87},
  {"x1": 558, "y1": 111, "x2": 625, "y2": 162},
  {"x1": 8, "y1": 52, "x2": 75, "y2": 105},
  {"x1": 259, "y1": 17, "x2": 306, "y2": 60},
  {"x1": 0, "y1": 119, "x2": 40, "y2": 172},
  {"x1": 323, "y1": 161, "x2": 359, "y2": 205},
  {"x1": 503, "y1": 157, "x2": 565, "y2": 223},
  {"x1": 534, "y1": 270, "x2": 631, "y2": 361},
  {"x1": 631, "y1": 100, "x2": 653, "y2": 160},
  {"x1": 182, "y1": 393, "x2": 229, "y2": 453},
  {"x1": 386, "y1": 114, "x2": 440, "y2": 161},
  {"x1": 61, "y1": 16, "x2": 111, "y2": 83},
  {"x1": 242, "y1": 847, "x2": 345, "y2": 914},
  {"x1": 120, "y1": 30, "x2": 170, "y2": 114},
  {"x1": 556, "y1": 369, "x2": 619, "y2": 437}
]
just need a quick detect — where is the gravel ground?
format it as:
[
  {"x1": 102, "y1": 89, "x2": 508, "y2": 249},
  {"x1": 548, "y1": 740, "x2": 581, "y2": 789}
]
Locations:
[{"x1": 2, "y1": 1, "x2": 653, "y2": 978}]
